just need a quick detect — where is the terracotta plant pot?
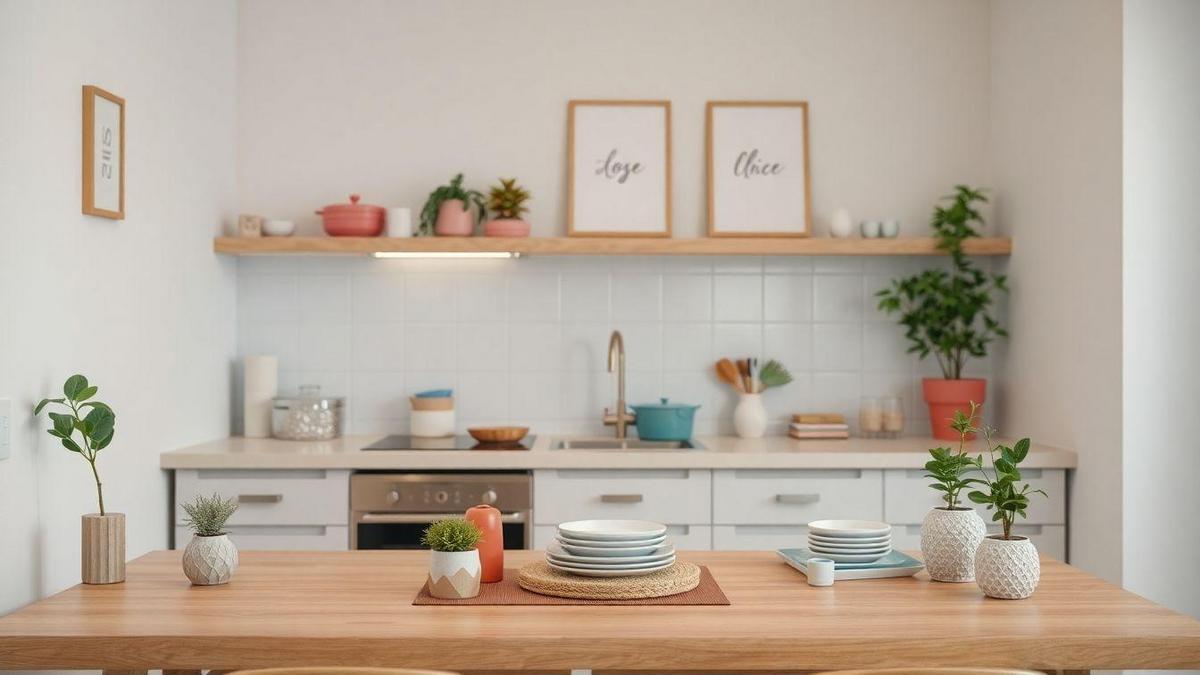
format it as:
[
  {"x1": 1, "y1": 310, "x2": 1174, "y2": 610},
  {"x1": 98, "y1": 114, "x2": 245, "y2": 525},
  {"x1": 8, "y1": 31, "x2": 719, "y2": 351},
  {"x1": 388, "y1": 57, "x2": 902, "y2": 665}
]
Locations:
[
  {"x1": 975, "y1": 534, "x2": 1040, "y2": 599},
  {"x1": 81, "y1": 513, "x2": 126, "y2": 584},
  {"x1": 435, "y1": 199, "x2": 475, "y2": 236},
  {"x1": 182, "y1": 533, "x2": 240, "y2": 585},
  {"x1": 920, "y1": 507, "x2": 986, "y2": 582},
  {"x1": 483, "y1": 218, "x2": 531, "y2": 237},
  {"x1": 923, "y1": 378, "x2": 986, "y2": 440},
  {"x1": 427, "y1": 549, "x2": 481, "y2": 599}
]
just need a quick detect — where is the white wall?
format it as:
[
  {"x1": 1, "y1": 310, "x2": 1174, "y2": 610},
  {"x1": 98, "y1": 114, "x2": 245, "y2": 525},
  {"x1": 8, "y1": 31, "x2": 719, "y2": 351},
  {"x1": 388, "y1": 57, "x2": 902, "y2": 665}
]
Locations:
[
  {"x1": 1123, "y1": 0, "x2": 1200, "y2": 619},
  {"x1": 988, "y1": 0, "x2": 1124, "y2": 582},
  {"x1": 0, "y1": 0, "x2": 238, "y2": 615}
]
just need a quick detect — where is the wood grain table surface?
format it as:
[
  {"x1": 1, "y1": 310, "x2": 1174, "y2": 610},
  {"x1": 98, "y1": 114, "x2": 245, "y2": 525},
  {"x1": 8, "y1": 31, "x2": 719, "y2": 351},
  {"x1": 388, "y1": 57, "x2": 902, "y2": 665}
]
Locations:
[{"x1": 1, "y1": 550, "x2": 1198, "y2": 672}]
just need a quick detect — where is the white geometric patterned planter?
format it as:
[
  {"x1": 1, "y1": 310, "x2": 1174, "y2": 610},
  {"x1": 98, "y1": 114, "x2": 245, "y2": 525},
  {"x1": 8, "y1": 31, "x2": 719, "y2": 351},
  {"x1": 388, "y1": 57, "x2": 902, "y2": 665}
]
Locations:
[
  {"x1": 427, "y1": 549, "x2": 481, "y2": 599},
  {"x1": 921, "y1": 507, "x2": 986, "y2": 582},
  {"x1": 182, "y1": 533, "x2": 239, "y2": 586},
  {"x1": 975, "y1": 535, "x2": 1040, "y2": 599}
]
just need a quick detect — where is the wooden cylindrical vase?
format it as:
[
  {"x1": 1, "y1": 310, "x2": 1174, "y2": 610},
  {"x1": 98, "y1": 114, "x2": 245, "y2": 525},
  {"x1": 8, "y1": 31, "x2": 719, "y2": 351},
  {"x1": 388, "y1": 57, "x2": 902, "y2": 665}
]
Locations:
[{"x1": 82, "y1": 513, "x2": 125, "y2": 584}]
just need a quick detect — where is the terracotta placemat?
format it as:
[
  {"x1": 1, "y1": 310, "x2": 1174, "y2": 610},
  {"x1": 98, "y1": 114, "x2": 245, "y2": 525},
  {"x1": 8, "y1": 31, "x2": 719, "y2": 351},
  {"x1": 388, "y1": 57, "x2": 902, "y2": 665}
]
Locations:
[{"x1": 412, "y1": 564, "x2": 729, "y2": 606}]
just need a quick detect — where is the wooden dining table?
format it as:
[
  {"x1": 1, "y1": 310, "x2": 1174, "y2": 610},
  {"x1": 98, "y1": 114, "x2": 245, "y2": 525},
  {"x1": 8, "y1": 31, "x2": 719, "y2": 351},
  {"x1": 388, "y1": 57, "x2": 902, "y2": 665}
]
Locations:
[{"x1": 1, "y1": 550, "x2": 1198, "y2": 674}]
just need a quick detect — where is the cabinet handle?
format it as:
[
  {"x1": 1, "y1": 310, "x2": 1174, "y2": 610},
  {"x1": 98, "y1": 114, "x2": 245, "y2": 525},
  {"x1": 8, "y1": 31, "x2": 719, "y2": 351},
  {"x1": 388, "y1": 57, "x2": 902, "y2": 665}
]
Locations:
[
  {"x1": 238, "y1": 494, "x2": 283, "y2": 503},
  {"x1": 600, "y1": 494, "x2": 644, "y2": 504},
  {"x1": 775, "y1": 493, "x2": 820, "y2": 505}
]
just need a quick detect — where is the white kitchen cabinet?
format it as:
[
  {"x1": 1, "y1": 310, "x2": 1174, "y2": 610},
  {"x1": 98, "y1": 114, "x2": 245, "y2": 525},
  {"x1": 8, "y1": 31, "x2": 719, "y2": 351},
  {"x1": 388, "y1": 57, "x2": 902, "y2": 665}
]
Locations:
[
  {"x1": 713, "y1": 469, "x2": 884, "y2": 524},
  {"x1": 533, "y1": 469, "x2": 711, "y2": 524},
  {"x1": 174, "y1": 525, "x2": 349, "y2": 551},
  {"x1": 713, "y1": 524, "x2": 809, "y2": 551},
  {"x1": 891, "y1": 524, "x2": 1066, "y2": 561},
  {"x1": 884, "y1": 468, "x2": 1066, "y2": 524},
  {"x1": 534, "y1": 524, "x2": 712, "y2": 550}
]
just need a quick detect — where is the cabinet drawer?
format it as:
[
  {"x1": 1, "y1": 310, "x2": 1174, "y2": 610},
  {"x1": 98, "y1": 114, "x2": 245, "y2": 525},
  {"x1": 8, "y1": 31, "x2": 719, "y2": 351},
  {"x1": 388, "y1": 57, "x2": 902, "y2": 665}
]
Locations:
[
  {"x1": 175, "y1": 469, "x2": 350, "y2": 526},
  {"x1": 534, "y1": 524, "x2": 712, "y2": 551},
  {"x1": 713, "y1": 469, "x2": 883, "y2": 525},
  {"x1": 884, "y1": 468, "x2": 1065, "y2": 524},
  {"x1": 892, "y1": 524, "x2": 1066, "y2": 561},
  {"x1": 533, "y1": 469, "x2": 711, "y2": 524},
  {"x1": 174, "y1": 525, "x2": 349, "y2": 551},
  {"x1": 713, "y1": 525, "x2": 809, "y2": 551}
]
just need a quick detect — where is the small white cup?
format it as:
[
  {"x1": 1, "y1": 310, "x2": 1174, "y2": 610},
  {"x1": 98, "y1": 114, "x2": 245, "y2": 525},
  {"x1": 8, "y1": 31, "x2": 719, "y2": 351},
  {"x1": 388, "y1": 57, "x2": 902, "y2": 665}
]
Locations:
[
  {"x1": 860, "y1": 220, "x2": 882, "y2": 238},
  {"x1": 807, "y1": 557, "x2": 835, "y2": 587},
  {"x1": 387, "y1": 207, "x2": 413, "y2": 238},
  {"x1": 881, "y1": 219, "x2": 901, "y2": 238}
]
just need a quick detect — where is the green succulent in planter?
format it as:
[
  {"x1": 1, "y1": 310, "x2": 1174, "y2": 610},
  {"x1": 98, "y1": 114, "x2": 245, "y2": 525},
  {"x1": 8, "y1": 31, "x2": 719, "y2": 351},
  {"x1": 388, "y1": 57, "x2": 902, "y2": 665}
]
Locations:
[
  {"x1": 421, "y1": 518, "x2": 483, "y2": 552},
  {"x1": 182, "y1": 493, "x2": 239, "y2": 537},
  {"x1": 487, "y1": 178, "x2": 531, "y2": 220},
  {"x1": 419, "y1": 173, "x2": 487, "y2": 236},
  {"x1": 34, "y1": 374, "x2": 117, "y2": 515},
  {"x1": 875, "y1": 185, "x2": 1008, "y2": 380},
  {"x1": 967, "y1": 427, "x2": 1047, "y2": 540},
  {"x1": 924, "y1": 403, "x2": 984, "y2": 509}
]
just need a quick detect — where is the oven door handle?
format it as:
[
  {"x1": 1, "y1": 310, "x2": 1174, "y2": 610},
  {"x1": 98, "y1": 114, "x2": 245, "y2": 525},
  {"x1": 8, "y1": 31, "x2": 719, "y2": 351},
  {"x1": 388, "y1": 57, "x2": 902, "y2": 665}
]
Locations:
[{"x1": 357, "y1": 512, "x2": 528, "y2": 524}]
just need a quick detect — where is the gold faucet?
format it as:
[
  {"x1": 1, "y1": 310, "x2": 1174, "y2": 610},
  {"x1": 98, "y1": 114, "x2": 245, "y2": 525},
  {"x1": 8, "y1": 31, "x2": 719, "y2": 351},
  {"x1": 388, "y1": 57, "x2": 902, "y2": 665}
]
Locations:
[{"x1": 603, "y1": 330, "x2": 636, "y2": 439}]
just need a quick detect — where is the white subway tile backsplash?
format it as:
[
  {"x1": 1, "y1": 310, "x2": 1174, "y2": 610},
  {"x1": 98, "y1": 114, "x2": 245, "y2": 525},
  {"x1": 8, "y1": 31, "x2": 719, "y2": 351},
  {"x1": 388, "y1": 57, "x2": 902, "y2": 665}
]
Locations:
[{"x1": 236, "y1": 255, "x2": 993, "y2": 436}]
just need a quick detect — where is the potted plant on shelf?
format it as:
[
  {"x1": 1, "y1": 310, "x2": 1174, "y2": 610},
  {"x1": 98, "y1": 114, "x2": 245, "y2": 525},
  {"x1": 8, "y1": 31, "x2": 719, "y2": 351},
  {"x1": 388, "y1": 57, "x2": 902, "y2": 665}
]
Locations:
[
  {"x1": 180, "y1": 493, "x2": 240, "y2": 586},
  {"x1": 422, "y1": 518, "x2": 484, "y2": 599},
  {"x1": 35, "y1": 374, "x2": 122, "y2": 584},
  {"x1": 483, "y1": 177, "x2": 532, "y2": 237},
  {"x1": 968, "y1": 430, "x2": 1047, "y2": 599},
  {"x1": 876, "y1": 185, "x2": 1008, "y2": 440},
  {"x1": 920, "y1": 403, "x2": 986, "y2": 582},
  {"x1": 420, "y1": 173, "x2": 487, "y2": 237}
]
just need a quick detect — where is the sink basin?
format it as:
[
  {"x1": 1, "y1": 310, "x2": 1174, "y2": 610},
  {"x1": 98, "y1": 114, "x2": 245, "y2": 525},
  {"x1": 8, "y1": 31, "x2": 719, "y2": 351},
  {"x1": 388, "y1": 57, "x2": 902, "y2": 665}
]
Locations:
[{"x1": 553, "y1": 439, "x2": 703, "y2": 451}]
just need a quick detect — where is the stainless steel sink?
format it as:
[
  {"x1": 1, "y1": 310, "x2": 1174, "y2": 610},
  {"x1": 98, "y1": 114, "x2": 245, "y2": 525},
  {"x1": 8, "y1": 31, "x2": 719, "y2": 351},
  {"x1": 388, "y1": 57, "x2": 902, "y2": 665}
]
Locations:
[{"x1": 553, "y1": 439, "x2": 703, "y2": 451}]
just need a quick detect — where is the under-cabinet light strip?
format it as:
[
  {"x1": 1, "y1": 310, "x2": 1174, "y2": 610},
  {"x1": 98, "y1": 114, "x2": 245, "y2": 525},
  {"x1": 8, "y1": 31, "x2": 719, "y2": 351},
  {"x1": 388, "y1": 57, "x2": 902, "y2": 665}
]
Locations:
[{"x1": 370, "y1": 251, "x2": 521, "y2": 259}]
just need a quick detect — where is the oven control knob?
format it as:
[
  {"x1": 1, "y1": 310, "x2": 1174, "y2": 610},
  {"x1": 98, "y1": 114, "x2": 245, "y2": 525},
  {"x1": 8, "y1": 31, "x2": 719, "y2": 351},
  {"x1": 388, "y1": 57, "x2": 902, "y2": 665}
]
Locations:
[
  {"x1": 386, "y1": 490, "x2": 400, "y2": 504},
  {"x1": 434, "y1": 490, "x2": 449, "y2": 504},
  {"x1": 480, "y1": 489, "x2": 498, "y2": 505}
]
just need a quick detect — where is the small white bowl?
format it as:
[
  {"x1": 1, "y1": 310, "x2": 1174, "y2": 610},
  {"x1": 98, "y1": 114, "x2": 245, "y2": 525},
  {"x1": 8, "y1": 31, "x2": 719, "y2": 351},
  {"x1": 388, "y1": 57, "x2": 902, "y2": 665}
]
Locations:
[{"x1": 262, "y1": 219, "x2": 295, "y2": 237}]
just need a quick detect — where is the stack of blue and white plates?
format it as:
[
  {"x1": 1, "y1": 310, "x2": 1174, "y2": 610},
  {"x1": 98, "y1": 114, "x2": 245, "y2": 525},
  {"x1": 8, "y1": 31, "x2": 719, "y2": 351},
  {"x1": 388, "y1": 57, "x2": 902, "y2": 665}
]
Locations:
[
  {"x1": 546, "y1": 519, "x2": 675, "y2": 577},
  {"x1": 806, "y1": 519, "x2": 893, "y2": 563}
]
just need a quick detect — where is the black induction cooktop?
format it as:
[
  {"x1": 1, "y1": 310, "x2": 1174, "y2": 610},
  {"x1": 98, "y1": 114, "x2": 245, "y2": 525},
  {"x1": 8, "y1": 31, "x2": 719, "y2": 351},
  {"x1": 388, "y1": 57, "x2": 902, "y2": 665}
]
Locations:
[{"x1": 363, "y1": 434, "x2": 535, "y2": 451}]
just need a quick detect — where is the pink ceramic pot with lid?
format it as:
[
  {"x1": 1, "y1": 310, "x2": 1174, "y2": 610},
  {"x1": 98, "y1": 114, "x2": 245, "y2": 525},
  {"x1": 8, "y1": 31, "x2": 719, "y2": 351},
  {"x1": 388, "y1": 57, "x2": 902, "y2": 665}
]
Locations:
[{"x1": 316, "y1": 194, "x2": 385, "y2": 237}]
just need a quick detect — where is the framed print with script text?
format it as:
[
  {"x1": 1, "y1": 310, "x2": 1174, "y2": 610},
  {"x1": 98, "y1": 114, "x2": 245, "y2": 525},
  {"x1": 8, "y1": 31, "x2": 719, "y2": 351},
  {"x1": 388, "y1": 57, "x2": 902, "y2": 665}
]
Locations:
[
  {"x1": 707, "y1": 101, "x2": 810, "y2": 237},
  {"x1": 568, "y1": 100, "x2": 672, "y2": 237},
  {"x1": 82, "y1": 85, "x2": 125, "y2": 219}
]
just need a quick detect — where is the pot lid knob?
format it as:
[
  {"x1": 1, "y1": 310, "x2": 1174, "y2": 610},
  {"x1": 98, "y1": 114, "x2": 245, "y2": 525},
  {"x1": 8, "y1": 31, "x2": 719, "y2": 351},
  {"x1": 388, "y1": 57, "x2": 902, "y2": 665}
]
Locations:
[
  {"x1": 660, "y1": 397, "x2": 669, "y2": 404},
  {"x1": 349, "y1": 194, "x2": 361, "y2": 204}
]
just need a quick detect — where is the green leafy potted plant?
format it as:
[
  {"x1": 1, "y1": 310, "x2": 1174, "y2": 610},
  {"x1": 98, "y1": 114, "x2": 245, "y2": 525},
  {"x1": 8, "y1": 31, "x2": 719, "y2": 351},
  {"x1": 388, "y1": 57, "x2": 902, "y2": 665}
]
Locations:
[
  {"x1": 180, "y1": 493, "x2": 240, "y2": 586},
  {"x1": 876, "y1": 185, "x2": 1008, "y2": 439},
  {"x1": 968, "y1": 429, "x2": 1047, "y2": 599},
  {"x1": 420, "y1": 173, "x2": 487, "y2": 237},
  {"x1": 920, "y1": 403, "x2": 986, "y2": 583},
  {"x1": 483, "y1": 177, "x2": 532, "y2": 237},
  {"x1": 35, "y1": 374, "x2": 122, "y2": 584},
  {"x1": 422, "y1": 518, "x2": 483, "y2": 599}
]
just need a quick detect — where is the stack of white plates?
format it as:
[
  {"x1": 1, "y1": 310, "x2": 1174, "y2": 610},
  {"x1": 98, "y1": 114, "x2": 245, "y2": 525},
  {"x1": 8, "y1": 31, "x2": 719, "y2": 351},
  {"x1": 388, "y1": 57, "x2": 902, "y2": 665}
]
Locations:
[
  {"x1": 806, "y1": 519, "x2": 893, "y2": 563},
  {"x1": 546, "y1": 519, "x2": 675, "y2": 577}
]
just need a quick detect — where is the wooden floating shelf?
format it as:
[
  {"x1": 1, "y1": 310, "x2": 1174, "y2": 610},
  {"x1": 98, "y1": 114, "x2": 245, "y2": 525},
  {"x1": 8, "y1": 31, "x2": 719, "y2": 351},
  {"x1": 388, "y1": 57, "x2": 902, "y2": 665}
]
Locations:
[{"x1": 214, "y1": 236, "x2": 1011, "y2": 257}]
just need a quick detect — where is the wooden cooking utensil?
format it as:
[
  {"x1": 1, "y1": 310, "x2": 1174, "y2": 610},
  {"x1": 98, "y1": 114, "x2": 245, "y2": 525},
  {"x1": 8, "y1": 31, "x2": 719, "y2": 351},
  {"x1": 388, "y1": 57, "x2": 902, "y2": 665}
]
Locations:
[
  {"x1": 737, "y1": 359, "x2": 752, "y2": 393},
  {"x1": 716, "y1": 359, "x2": 743, "y2": 393}
]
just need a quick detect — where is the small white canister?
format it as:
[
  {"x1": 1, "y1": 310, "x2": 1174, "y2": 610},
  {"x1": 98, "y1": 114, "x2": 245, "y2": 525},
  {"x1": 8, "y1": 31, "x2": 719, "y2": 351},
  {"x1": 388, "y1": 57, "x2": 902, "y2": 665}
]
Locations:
[
  {"x1": 411, "y1": 396, "x2": 455, "y2": 437},
  {"x1": 387, "y1": 207, "x2": 413, "y2": 238}
]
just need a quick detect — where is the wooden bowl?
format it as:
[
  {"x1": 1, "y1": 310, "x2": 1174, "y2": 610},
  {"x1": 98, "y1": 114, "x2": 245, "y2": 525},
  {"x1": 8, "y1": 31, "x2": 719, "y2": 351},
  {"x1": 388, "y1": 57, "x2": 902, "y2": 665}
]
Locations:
[{"x1": 467, "y1": 426, "x2": 529, "y2": 444}]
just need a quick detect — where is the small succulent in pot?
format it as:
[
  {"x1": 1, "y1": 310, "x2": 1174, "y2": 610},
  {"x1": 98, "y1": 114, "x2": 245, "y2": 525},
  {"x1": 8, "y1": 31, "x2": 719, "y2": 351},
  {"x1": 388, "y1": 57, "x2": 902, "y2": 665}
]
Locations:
[
  {"x1": 420, "y1": 173, "x2": 487, "y2": 236},
  {"x1": 483, "y1": 177, "x2": 532, "y2": 236},
  {"x1": 181, "y1": 493, "x2": 240, "y2": 586},
  {"x1": 422, "y1": 518, "x2": 483, "y2": 599},
  {"x1": 920, "y1": 403, "x2": 987, "y2": 583}
]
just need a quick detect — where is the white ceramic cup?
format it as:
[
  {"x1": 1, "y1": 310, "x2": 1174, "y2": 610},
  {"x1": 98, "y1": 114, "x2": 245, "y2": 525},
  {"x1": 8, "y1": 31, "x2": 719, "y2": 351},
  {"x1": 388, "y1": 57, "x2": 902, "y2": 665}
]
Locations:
[
  {"x1": 807, "y1": 557, "x2": 835, "y2": 587},
  {"x1": 881, "y1": 219, "x2": 900, "y2": 238},
  {"x1": 860, "y1": 220, "x2": 882, "y2": 238},
  {"x1": 387, "y1": 207, "x2": 413, "y2": 238}
]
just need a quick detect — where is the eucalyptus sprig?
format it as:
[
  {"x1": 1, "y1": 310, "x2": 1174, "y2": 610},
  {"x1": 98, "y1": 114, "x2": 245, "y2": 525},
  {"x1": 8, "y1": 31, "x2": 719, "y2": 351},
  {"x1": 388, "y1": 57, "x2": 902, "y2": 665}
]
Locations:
[
  {"x1": 35, "y1": 374, "x2": 117, "y2": 515},
  {"x1": 924, "y1": 403, "x2": 984, "y2": 509},
  {"x1": 876, "y1": 185, "x2": 1008, "y2": 379},
  {"x1": 419, "y1": 173, "x2": 487, "y2": 236},
  {"x1": 967, "y1": 427, "x2": 1047, "y2": 540}
]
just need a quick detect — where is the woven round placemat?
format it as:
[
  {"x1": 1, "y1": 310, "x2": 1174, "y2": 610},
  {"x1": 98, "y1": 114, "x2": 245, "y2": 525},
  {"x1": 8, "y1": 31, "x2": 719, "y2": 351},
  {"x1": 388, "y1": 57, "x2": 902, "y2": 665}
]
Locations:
[{"x1": 517, "y1": 561, "x2": 701, "y2": 600}]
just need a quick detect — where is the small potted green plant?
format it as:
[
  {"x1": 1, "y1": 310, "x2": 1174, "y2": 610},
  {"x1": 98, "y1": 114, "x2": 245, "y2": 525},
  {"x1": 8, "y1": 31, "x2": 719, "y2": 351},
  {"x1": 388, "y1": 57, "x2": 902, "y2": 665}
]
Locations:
[
  {"x1": 876, "y1": 185, "x2": 1008, "y2": 440},
  {"x1": 35, "y1": 374, "x2": 121, "y2": 584},
  {"x1": 483, "y1": 177, "x2": 532, "y2": 237},
  {"x1": 422, "y1": 518, "x2": 483, "y2": 599},
  {"x1": 920, "y1": 403, "x2": 986, "y2": 583},
  {"x1": 420, "y1": 173, "x2": 487, "y2": 236},
  {"x1": 968, "y1": 430, "x2": 1047, "y2": 599},
  {"x1": 180, "y1": 493, "x2": 240, "y2": 585}
]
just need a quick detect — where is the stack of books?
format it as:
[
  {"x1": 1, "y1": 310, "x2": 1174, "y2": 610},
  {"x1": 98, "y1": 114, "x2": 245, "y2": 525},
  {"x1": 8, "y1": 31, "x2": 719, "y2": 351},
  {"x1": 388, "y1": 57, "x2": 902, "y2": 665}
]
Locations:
[{"x1": 789, "y1": 413, "x2": 850, "y2": 440}]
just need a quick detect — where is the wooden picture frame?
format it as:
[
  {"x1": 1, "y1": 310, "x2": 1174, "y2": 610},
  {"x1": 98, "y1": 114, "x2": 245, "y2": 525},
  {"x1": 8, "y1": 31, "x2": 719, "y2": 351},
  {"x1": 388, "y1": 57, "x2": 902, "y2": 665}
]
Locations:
[
  {"x1": 82, "y1": 85, "x2": 125, "y2": 219},
  {"x1": 706, "y1": 101, "x2": 811, "y2": 237},
  {"x1": 567, "y1": 100, "x2": 672, "y2": 237}
]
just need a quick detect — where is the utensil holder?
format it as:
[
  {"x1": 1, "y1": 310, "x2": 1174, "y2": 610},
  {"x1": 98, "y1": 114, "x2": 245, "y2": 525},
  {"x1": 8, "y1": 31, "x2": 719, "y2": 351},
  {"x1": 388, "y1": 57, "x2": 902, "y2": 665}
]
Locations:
[{"x1": 734, "y1": 393, "x2": 767, "y2": 438}]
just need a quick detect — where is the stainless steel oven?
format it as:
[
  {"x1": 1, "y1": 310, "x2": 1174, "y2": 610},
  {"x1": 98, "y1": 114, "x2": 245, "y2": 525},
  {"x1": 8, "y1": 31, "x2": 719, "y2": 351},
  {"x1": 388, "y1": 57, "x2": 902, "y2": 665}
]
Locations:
[{"x1": 350, "y1": 472, "x2": 532, "y2": 550}]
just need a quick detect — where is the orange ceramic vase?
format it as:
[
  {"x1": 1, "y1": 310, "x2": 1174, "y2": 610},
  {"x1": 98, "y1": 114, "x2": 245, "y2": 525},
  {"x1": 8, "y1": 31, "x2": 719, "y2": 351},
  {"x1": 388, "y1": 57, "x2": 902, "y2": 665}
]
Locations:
[
  {"x1": 923, "y1": 378, "x2": 986, "y2": 441},
  {"x1": 465, "y1": 504, "x2": 503, "y2": 582}
]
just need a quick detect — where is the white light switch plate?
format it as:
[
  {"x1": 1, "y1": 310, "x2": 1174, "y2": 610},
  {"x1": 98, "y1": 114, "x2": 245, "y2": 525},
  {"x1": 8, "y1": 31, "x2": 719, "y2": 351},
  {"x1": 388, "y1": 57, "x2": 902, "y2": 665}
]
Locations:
[{"x1": 0, "y1": 398, "x2": 10, "y2": 460}]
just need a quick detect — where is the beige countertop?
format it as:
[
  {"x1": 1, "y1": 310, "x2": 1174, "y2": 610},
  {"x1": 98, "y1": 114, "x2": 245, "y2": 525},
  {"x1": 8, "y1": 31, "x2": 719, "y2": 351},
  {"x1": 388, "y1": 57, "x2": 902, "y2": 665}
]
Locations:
[{"x1": 160, "y1": 433, "x2": 1077, "y2": 470}]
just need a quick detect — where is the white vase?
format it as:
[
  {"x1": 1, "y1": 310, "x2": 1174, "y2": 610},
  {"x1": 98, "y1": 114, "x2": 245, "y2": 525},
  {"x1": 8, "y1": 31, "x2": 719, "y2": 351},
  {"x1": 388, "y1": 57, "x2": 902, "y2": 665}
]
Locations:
[
  {"x1": 920, "y1": 507, "x2": 986, "y2": 582},
  {"x1": 427, "y1": 549, "x2": 481, "y2": 599},
  {"x1": 974, "y1": 535, "x2": 1040, "y2": 599},
  {"x1": 734, "y1": 393, "x2": 768, "y2": 438},
  {"x1": 830, "y1": 208, "x2": 853, "y2": 238},
  {"x1": 182, "y1": 533, "x2": 239, "y2": 586}
]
